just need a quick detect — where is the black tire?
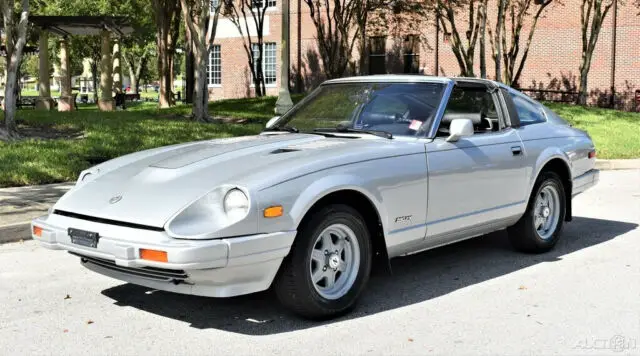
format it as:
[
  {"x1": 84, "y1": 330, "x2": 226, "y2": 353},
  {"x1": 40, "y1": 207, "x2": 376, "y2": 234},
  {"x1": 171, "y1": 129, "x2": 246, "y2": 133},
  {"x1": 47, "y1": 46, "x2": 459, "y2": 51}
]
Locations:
[
  {"x1": 274, "y1": 204, "x2": 372, "y2": 320},
  {"x1": 508, "y1": 171, "x2": 566, "y2": 253}
]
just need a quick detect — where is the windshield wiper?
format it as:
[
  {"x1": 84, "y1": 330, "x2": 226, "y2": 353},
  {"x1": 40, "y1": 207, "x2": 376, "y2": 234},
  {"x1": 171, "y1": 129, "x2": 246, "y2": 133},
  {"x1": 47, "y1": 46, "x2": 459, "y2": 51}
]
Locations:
[
  {"x1": 262, "y1": 126, "x2": 345, "y2": 138},
  {"x1": 263, "y1": 125, "x2": 299, "y2": 133},
  {"x1": 314, "y1": 127, "x2": 393, "y2": 139}
]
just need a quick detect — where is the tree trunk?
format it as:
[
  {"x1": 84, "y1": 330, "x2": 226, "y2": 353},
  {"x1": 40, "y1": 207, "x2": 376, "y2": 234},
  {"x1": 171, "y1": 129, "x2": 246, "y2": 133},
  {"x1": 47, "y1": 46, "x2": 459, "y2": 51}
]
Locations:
[
  {"x1": 153, "y1": 0, "x2": 179, "y2": 108},
  {"x1": 91, "y1": 62, "x2": 98, "y2": 103},
  {"x1": 3, "y1": 67, "x2": 19, "y2": 138},
  {"x1": 124, "y1": 54, "x2": 145, "y2": 95},
  {"x1": 134, "y1": 58, "x2": 144, "y2": 94},
  {"x1": 1, "y1": 0, "x2": 29, "y2": 139},
  {"x1": 159, "y1": 53, "x2": 173, "y2": 107},
  {"x1": 357, "y1": 3, "x2": 368, "y2": 76},
  {"x1": 479, "y1": 0, "x2": 487, "y2": 79},
  {"x1": 577, "y1": 0, "x2": 613, "y2": 106},
  {"x1": 578, "y1": 55, "x2": 591, "y2": 105},
  {"x1": 128, "y1": 65, "x2": 137, "y2": 95},
  {"x1": 169, "y1": 55, "x2": 175, "y2": 96},
  {"x1": 495, "y1": 0, "x2": 505, "y2": 82},
  {"x1": 254, "y1": 48, "x2": 265, "y2": 97},
  {"x1": 192, "y1": 43, "x2": 207, "y2": 121}
]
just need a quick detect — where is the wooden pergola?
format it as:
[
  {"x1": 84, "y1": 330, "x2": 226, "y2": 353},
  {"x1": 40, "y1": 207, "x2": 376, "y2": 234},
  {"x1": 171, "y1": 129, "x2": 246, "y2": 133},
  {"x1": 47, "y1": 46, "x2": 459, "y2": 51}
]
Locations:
[{"x1": 29, "y1": 16, "x2": 134, "y2": 111}]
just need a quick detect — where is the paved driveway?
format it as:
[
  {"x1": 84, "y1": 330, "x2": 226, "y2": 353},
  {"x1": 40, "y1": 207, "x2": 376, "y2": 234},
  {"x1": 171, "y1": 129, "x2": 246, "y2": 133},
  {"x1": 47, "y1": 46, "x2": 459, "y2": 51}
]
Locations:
[{"x1": 1, "y1": 170, "x2": 639, "y2": 355}]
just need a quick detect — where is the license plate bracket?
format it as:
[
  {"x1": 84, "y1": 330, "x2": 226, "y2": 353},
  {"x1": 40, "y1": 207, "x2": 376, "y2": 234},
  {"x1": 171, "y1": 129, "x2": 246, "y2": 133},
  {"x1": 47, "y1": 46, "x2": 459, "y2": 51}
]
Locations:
[{"x1": 68, "y1": 228, "x2": 100, "y2": 248}]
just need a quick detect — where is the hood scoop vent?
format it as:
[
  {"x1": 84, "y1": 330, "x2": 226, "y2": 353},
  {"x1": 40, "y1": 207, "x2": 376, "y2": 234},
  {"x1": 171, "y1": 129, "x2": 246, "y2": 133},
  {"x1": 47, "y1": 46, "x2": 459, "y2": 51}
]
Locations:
[{"x1": 270, "y1": 148, "x2": 300, "y2": 154}]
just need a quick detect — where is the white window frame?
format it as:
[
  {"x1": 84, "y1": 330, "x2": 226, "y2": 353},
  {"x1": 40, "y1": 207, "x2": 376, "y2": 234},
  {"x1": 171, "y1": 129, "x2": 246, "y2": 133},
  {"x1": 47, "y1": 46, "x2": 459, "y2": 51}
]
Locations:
[
  {"x1": 207, "y1": 44, "x2": 221, "y2": 87},
  {"x1": 251, "y1": 42, "x2": 277, "y2": 88}
]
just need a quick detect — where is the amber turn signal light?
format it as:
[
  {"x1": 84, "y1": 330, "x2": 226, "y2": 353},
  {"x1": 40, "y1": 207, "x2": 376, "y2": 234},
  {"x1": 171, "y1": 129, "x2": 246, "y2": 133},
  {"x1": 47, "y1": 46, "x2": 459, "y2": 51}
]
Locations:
[
  {"x1": 264, "y1": 205, "x2": 283, "y2": 218},
  {"x1": 33, "y1": 226, "x2": 43, "y2": 237},
  {"x1": 139, "y1": 249, "x2": 168, "y2": 263}
]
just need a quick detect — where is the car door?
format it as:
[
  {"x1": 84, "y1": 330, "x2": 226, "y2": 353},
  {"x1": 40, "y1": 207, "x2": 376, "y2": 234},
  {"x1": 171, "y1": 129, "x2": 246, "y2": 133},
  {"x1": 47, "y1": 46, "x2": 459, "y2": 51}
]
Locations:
[{"x1": 424, "y1": 84, "x2": 528, "y2": 242}]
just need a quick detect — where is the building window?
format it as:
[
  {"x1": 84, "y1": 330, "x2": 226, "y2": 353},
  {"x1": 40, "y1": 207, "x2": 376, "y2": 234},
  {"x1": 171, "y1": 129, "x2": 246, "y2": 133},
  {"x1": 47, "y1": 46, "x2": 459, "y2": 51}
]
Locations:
[
  {"x1": 369, "y1": 36, "x2": 386, "y2": 75},
  {"x1": 252, "y1": 42, "x2": 277, "y2": 86},
  {"x1": 403, "y1": 35, "x2": 420, "y2": 74},
  {"x1": 207, "y1": 44, "x2": 221, "y2": 86},
  {"x1": 252, "y1": 0, "x2": 276, "y2": 8}
]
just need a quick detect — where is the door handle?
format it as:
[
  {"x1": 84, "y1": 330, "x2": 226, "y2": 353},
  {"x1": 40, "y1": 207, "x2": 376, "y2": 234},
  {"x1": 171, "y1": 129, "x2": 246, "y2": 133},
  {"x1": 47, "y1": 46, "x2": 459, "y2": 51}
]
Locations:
[{"x1": 511, "y1": 146, "x2": 522, "y2": 156}]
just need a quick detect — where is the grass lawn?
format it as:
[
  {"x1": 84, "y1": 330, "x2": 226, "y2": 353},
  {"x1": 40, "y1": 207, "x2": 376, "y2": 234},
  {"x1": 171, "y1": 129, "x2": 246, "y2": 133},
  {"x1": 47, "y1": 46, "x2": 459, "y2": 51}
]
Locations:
[
  {"x1": 0, "y1": 97, "x2": 637, "y2": 187},
  {"x1": 139, "y1": 91, "x2": 159, "y2": 100},
  {"x1": 21, "y1": 89, "x2": 61, "y2": 97},
  {"x1": 0, "y1": 96, "x2": 303, "y2": 187},
  {"x1": 545, "y1": 103, "x2": 640, "y2": 159}
]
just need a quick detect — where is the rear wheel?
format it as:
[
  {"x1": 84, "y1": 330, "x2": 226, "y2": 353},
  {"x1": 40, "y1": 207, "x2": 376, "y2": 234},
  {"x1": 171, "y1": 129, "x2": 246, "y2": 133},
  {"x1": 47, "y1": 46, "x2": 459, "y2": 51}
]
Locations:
[
  {"x1": 274, "y1": 204, "x2": 372, "y2": 320},
  {"x1": 508, "y1": 171, "x2": 566, "y2": 253}
]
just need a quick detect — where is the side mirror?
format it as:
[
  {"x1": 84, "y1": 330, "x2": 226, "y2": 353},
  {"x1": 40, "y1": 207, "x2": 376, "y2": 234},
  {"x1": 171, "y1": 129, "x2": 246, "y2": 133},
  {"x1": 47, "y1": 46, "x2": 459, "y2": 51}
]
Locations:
[
  {"x1": 265, "y1": 116, "x2": 280, "y2": 129},
  {"x1": 446, "y1": 118, "x2": 474, "y2": 142}
]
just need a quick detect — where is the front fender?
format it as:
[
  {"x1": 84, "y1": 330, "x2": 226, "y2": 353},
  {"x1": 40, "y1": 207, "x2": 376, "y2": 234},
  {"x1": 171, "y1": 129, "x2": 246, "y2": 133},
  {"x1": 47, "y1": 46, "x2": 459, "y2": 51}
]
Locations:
[
  {"x1": 256, "y1": 172, "x2": 388, "y2": 237},
  {"x1": 290, "y1": 174, "x2": 388, "y2": 228}
]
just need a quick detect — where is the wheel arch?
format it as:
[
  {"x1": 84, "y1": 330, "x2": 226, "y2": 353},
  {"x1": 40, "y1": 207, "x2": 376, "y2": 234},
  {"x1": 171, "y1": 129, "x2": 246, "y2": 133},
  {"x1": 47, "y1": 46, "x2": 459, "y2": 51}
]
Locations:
[
  {"x1": 531, "y1": 156, "x2": 573, "y2": 222},
  {"x1": 296, "y1": 188, "x2": 391, "y2": 275}
]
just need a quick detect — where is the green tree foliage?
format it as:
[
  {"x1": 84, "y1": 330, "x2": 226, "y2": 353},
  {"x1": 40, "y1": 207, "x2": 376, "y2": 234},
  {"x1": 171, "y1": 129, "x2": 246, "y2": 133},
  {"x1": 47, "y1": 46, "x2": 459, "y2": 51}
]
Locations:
[{"x1": 20, "y1": 53, "x2": 39, "y2": 79}]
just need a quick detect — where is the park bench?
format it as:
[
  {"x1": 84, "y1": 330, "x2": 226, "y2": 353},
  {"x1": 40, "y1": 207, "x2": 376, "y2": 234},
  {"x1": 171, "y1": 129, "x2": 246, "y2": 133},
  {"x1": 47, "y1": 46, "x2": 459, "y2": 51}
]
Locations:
[
  {"x1": 124, "y1": 93, "x2": 141, "y2": 101},
  {"x1": 16, "y1": 96, "x2": 38, "y2": 109}
]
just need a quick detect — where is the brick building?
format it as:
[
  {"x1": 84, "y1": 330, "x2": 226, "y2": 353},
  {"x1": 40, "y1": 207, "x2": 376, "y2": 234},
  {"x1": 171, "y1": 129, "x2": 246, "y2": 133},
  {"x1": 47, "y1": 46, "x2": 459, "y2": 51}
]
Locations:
[{"x1": 208, "y1": 0, "x2": 640, "y2": 110}]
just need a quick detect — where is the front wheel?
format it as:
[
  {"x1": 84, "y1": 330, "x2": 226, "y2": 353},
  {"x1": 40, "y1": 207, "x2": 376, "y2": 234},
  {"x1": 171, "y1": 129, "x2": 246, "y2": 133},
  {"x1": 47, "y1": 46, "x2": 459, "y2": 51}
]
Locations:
[
  {"x1": 508, "y1": 171, "x2": 566, "y2": 253},
  {"x1": 274, "y1": 204, "x2": 372, "y2": 320}
]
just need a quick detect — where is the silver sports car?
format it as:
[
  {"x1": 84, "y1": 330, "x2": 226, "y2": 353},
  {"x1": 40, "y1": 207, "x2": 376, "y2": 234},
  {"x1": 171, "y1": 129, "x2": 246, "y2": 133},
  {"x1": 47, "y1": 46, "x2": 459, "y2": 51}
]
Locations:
[{"x1": 32, "y1": 75, "x2": 599, "y2": 319}]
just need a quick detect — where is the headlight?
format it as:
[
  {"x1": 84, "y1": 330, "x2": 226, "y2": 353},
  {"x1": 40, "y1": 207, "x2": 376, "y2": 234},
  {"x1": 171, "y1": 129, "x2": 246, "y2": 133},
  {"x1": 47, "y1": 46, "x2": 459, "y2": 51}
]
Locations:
[
  {"x1": 224, "y1": 188, "x2": 249, "y2": 220},
  {"x1": 166, "y1": 186, "x2": 254, "y2": 239}
]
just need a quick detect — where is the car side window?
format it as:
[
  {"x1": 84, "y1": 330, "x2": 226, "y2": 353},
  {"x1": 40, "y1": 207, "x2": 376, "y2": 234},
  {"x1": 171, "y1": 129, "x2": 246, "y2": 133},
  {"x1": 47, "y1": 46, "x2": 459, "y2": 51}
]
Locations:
[
  {"x1": 510, "y1": 93, "x2": 546, "y2": 126},
  {"x1": 437, "y1": 86, "x2": 501, "y2": 137}
]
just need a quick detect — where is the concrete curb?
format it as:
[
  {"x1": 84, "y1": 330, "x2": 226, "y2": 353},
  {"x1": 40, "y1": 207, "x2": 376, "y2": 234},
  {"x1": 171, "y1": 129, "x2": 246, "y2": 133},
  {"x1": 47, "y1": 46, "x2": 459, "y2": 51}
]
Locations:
[
  {"x1": 595, "y1": 159, "x2": 640, "y2": 170},
  {"x1": 0, "y1": 221, "x2": 31, "y2": 244}
]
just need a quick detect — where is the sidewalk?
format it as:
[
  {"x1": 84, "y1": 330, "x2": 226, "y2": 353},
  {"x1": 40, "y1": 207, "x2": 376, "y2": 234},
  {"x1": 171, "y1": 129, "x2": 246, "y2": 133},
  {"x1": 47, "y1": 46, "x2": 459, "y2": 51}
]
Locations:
[{"x1": 0, "y1": 182, "x2": 73, "y2": 243}]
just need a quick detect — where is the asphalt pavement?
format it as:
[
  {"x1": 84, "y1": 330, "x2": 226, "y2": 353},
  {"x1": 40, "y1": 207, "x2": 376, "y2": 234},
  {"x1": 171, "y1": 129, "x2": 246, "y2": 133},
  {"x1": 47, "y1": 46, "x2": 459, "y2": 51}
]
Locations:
[{"x1": 1, "y1": 169, "x2": 639, "y2": 355}]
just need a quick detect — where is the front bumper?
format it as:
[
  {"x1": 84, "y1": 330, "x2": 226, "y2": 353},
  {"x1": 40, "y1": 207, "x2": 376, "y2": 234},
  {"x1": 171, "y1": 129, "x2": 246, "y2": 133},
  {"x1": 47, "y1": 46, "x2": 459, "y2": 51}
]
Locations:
[
  {"x1": 31, "y1": 213, "x2": 296, "y2": 297},
  {"x1": 572, "y1": 169, "x2": 599, "y2": 197}
]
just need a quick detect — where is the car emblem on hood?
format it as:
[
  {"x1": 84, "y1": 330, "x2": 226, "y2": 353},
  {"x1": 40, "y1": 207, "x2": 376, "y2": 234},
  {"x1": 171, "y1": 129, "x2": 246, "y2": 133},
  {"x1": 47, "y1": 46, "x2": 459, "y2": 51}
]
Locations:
[{"x1": 109, "y1": 195, "x2": 122, "y2": 204}]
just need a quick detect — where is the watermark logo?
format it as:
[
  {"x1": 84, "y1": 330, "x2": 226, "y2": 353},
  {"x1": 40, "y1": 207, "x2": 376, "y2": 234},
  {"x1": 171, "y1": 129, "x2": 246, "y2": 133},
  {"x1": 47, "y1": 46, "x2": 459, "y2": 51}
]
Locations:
[{"x1": 574, "y1": 335, "x2": 637, "y2": 353}]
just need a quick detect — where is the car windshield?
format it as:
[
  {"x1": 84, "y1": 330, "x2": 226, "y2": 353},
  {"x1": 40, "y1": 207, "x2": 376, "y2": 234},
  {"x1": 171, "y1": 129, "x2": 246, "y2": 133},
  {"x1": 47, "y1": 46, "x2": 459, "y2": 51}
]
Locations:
[{"x1": 273, "y1": 82, "x2": 446, "y2": 137}]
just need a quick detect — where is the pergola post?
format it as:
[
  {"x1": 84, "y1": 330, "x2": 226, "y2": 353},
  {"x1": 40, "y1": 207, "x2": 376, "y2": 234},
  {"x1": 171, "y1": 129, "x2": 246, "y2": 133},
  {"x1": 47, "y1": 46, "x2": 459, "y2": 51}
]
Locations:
[
  {"x1": 98, "y1": 29, "x2": 114, "y2": 111},
  {"x1": 36, "y1": 29, "x2": 54, "y2": 110},
  {"x1": 112, "y1": 38, "x2": 123, "y2": 94},
  {"x1": 58, "y1": 37, "x2": 74, "y2": 112}
]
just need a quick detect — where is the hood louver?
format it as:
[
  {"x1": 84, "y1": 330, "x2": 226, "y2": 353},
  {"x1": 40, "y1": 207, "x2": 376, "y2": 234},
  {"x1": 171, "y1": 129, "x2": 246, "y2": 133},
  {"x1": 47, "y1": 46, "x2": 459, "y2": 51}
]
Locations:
[{"x1": 270, "y1": 148, "x2": 300, "y2": 154}]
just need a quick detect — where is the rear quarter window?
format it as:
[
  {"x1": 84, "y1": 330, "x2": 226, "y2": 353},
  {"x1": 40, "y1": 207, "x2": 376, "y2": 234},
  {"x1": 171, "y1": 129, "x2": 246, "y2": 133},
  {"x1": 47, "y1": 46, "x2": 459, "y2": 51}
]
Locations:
[
  {"x1": 542, "y1": 106, "x2": 570, "y2": 126},
  {"x1": 509, "y1": 92, "x2": 546, "y2": 126}
]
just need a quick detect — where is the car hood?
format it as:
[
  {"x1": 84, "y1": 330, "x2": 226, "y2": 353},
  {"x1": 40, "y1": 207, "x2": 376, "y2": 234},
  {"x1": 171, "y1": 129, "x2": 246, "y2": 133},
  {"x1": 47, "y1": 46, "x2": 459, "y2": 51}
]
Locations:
[{"x1": 53, "y1": 133, "x2": 410, "y2": 228}]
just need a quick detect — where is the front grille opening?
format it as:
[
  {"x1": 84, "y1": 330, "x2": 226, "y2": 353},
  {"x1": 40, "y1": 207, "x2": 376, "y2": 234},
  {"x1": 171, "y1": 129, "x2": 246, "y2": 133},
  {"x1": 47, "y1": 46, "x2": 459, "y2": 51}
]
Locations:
[
  {"x1": 70, "y1": 252, "x2": 188, "y2": 283},
  {"x1": 54, "y1": 210, "x2": 164, "y2": 232}
]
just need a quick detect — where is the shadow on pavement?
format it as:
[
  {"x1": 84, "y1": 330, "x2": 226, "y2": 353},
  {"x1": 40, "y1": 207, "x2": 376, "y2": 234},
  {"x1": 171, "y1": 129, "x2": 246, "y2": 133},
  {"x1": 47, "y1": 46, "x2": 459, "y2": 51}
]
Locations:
[{"x1": 101, "y1": 216, "x2": 637, "y2": 335}]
